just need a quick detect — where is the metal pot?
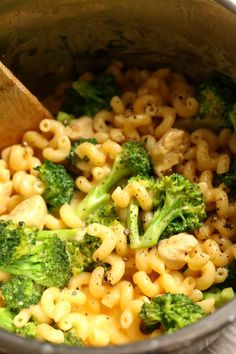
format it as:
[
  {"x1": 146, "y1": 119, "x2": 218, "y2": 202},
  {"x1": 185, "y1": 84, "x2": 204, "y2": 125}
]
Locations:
[{"x1": 0, "y1": 0, "x2": 236, "y2": 353}]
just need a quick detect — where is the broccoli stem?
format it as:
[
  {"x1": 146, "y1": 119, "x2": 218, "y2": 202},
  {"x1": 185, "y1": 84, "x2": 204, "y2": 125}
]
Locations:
[
  {"x1": 0, "y1": 308, "x2": 15, "y2": 332},
  {"x1": 75, "y1": 159, "x2": 132, "y2": 220},
  {"x1": 130, "y1": 196, "x2": 184, "y2": 249},
  {"x1": 127, "y1": 200, "x2": 140, "y2": 247},
  {"x1": 204, "y1": 287, "x2": 235, "y2": 308},
  {"x1": 130, "y1": 207, "x2": 176, "y2": 249},
  {"x1": 75, "y1": 141, "x2": 151, "y2": 221},
  {"x1": 37, "y1": 228, "x2": 79, "y2": 241},
  {"x1": 220, "y1": 288, "x2": 235, "y2": 305},
  {"x1": 75, "y1": 185, "x2": 110, "y2": 221},
  {"x1": 141, "y1": 209, "x2": 174, "y2": 248}
]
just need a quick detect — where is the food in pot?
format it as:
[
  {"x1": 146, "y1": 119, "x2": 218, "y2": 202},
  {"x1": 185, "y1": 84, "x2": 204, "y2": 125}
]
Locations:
[{"x1": 0, "y1": 62, "x2": 236, "y2": 347}]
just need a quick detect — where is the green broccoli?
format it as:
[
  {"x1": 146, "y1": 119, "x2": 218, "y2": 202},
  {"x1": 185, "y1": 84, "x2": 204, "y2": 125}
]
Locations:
[
  {"x1": 217, "y1": 261, "x2": 236, "y2": 292},
  {"x1": 0, "y1": 220, "x2": 107, "y2": 284},
  {"x1": 35, "y1": 160, "x2": 75, "y2": 212},
  {"x1": 61, "y1": 74, "x2": 120, "y2": 118},
  {"x1": 39, "y1": 228, "x2": 109, "y2": 274},
  {"x1": 128, "y1": 173, "x2": 206, "y2": 249},
  {"x1": 16, "y1": 321, "x2": 37, "y2": 338},
  {"x1": 67, "y1": 138, "x2": 98, "y2": 166},
  {"x1": 0, "y1": 308, "x2": 15, "y2": 332},
  {"x1": 127, "y1": 199, "x2": 140, "y2": 244},
  {"x1": 203, "y1": 286, "x2": 235, "y2": 308},
  {"x1": 64, "y1": 331, "x2": 84, "y2": 347},
  {"x1": 0, "y1": 220, "x2": 71, "y2": 288},
  {"x1": 76, "y1": 141, "x2": 152, "y2": 220},
  {"x1": 139, "y1": 293, "x2": 205, "y2": 334},
  {"x1": 0, "y1": 220, "x2": 25, "y2": 266},
  {"x1": 198, "y1": 79, "x2": 234, "y2": 121},
  {"x1": 56, "y1": 111, "x2": 75, "y2": 126},
  {"x1": 229, "y1": 103, "x2": 236, "y2": 131},
  {"x1": 216, "y1": 157, "x2": 236, "y2": 198},
  {"x1": 66, "y1": 234, "x2": 109, "y2": 274},
  {"x1": 85, "y1": 204, "x2": 118, "y2": 226},
  {"x1": 126, "y1": 176, "x2": 159, "y2": 236},
  {"x1": 38, "y1": 227, "x2": 109, "y2": 273},
  {"x1": 1, "y1": 276, "x2": 43, "y2": 312},
  {"x1": 175, "y1": 76, "x2": 236, "y2": 132}
]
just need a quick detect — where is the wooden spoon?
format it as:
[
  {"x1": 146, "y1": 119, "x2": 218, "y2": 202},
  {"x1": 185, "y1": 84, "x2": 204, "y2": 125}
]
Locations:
[{"x1": 0, "y1": 61, "x2": 53, "y2": 150}]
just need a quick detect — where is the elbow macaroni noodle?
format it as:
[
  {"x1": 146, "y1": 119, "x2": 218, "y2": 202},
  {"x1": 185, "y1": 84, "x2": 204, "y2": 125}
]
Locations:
[{"x1": 1, "y1": 64, "x2": 236, "y2": 346}]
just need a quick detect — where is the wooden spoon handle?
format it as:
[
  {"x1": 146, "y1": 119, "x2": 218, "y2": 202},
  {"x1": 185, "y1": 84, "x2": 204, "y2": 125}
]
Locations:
[{"x1": 0, "y1": 61, "x2": 52, "y2": 150}]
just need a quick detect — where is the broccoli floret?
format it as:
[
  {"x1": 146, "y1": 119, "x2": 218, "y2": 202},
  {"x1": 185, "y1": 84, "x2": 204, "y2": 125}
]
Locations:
[
  {"x1": 56, "y1": 111, "x2": 75, "y2": 125},
  {"x1": 3, "y1": 236, "x2": 71, "y2": 288},
  {"x1": 85, "y1": 204, "x2": 118, "y2": 226},
  {"x1": 1, "y1": 276, "x2": 43, "y2": 312},
  {"x1": 0, "y1": 308, "x2": 15, "y2": 332},
  {"x1": 216, "y1": 158, "x2": 236, "y2": 198},
  {"x1": 0, "y1": 220, "x2": 24, "y2": 265},
  {"x1": 67, "y1": 138, "x2": 98, "y2": 166},
  {"x1": 61, "y1": 74, "x2": 120, "y2": 118},
  {"x1": 128, "y1": 173, "x2": 206, "y2": 249},
  {"x1": 197, "y1": 79, "x2": 234, "y2": 121},
  {"x1": 216, "y1": 261, "x2": 236, "y2": 292},
  {"x1": 0, "y1": 221, "x2": 71, "y2": 288},
  {"x1": 39, "y1": 228, "x2": 109, "y2": 273},
  {"x1": 203, "y1": 286, "x2": 235, "y2": 308},
  {"x1": 35, "y1": 160, "x2": 75, "y2": 212},
  {"x1": 64, "y1": 331, "x2": 84, "y2": 347},
  {"x1": 76, "y1": 141, "x2": 152, "y2": 220},
  {"x1": 139, "y1": 293, "x2": 205, "y2": 334},
  {"x1": 16, "y1": 321, "x2": 37, "y2": 338},
  {"x1": 66, "y1": 234, "x2": 108, "y2": 274},
  {"x1": 175, "y1": 76, "x2": 236, "y2": 132},
  {"x1": 0, "y1": 220, "x2": 108, "y2": 283}
]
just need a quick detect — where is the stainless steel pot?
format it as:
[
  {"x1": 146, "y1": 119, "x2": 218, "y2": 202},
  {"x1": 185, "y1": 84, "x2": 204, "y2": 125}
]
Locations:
[{"x1": 0, "y1": 0, "x2": 236, "y2": 353}]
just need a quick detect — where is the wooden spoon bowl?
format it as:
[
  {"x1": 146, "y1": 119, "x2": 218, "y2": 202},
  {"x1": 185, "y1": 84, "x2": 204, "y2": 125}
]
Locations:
[{"x1": 0, "y1": 61, "x2": 52, "y2": 150}]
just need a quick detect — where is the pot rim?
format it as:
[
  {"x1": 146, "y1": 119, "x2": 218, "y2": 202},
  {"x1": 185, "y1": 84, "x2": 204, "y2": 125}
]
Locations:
[{"x1": 216, "y1": 0, "x2": 236, "y2": 13}]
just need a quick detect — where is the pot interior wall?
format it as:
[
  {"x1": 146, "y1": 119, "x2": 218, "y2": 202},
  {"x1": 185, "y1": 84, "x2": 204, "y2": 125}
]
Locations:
[{"x1": 0, "y1": 0, "x2": 236, "y2": 98}]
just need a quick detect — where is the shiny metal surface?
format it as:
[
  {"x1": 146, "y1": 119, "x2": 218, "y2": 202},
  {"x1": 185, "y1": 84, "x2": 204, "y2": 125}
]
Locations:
[
  {"x1": 1, "y1": 0, "x2": 236, "y2": 96},
  {"x1": 0, "y1": 0, "x2": 236, "y2": 353}
]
